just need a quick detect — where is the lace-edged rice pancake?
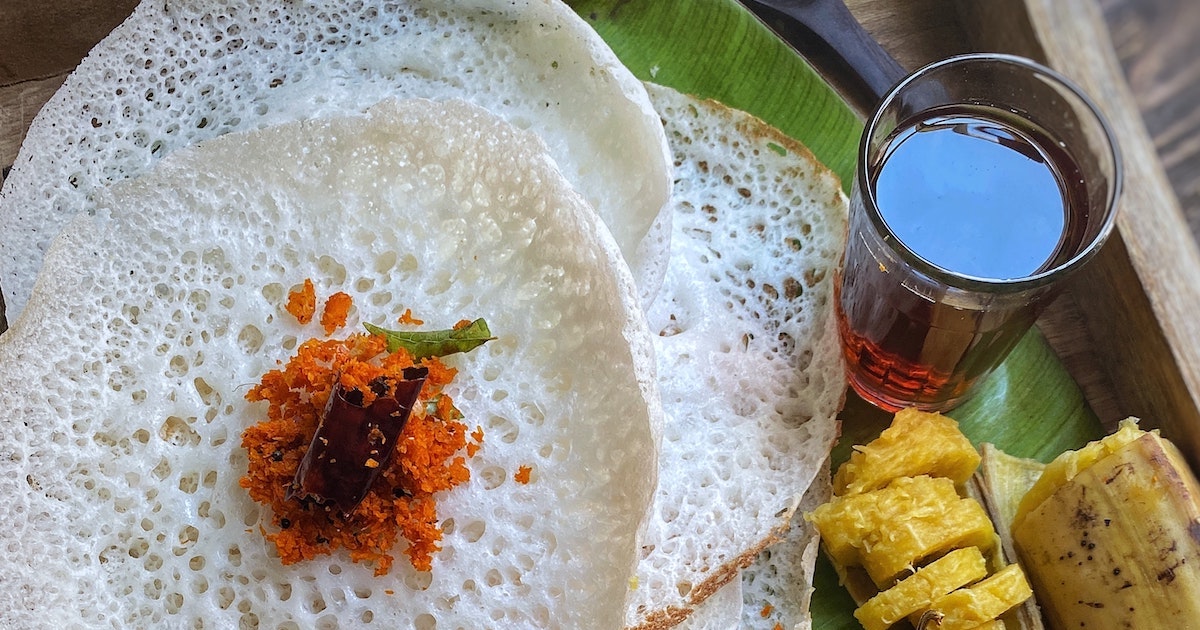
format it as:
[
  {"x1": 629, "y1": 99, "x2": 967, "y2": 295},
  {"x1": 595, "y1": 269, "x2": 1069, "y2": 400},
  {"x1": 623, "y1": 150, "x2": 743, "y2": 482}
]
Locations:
[
  {"x1": 0, "y1": 0, "x2": 672, "y2": 320},
  {"x1": 629, "y1": 84, "x2": 848, "y2": 630},
  {"x1": 0, "y1": 99, "x2": 662, "y2": 628}
]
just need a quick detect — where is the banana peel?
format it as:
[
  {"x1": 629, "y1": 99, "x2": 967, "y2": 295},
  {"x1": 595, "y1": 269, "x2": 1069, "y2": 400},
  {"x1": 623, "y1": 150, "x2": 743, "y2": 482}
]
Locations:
[
  {"x1": 971, "y1": 418, "x2": 1200, "y2": 630},
  {"x1": 1009, "y1": 419, "x2": 1200, "y2": 629},
  {"x1": 967, "y1": 444, "x2": 1047, "y2": 630}
]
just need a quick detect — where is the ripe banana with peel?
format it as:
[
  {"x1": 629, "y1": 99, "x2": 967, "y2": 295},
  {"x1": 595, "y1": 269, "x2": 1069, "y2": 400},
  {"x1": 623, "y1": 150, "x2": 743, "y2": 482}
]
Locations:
[{"x1": 1010, "y1": 419, "x2": 1200, "y2": 629}]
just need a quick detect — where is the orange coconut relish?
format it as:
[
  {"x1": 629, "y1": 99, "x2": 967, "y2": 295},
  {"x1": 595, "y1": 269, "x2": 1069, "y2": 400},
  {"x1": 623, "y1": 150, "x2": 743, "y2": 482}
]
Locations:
[{"x1": 241, "y1": 284, "x2": 484, "y2": 575}]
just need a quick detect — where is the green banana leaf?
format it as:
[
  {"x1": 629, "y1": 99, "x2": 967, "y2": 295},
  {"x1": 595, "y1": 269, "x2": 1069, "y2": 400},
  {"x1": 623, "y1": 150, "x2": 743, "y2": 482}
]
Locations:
[
  {"x1": 572, "y1": 0, "x2": 860, "y2": 190},
  {"x1": 568, "y1": 0, "x2": 1105, "y2": 627}
]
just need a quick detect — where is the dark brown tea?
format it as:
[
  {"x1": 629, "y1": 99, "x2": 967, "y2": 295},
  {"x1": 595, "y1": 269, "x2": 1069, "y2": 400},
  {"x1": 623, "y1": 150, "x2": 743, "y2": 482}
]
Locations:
[{"x1": 836, "y1": 105, "x2": 1089, "y2": 411}]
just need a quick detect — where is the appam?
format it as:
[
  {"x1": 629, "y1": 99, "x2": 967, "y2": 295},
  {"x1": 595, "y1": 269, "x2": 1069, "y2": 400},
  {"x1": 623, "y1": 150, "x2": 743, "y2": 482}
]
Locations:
[
  {"x1": 628, "y1": 84, "x2": 848, "y2": 629},
  {"x1": 0, "y1": 0, "x2": 672, "y2": 320},
  {"x1": 738, "y1": 467, "x2": 833, "y2": 630},
  {"x1": 0, "y1": 99, "x2": 662, "y2": 628}
]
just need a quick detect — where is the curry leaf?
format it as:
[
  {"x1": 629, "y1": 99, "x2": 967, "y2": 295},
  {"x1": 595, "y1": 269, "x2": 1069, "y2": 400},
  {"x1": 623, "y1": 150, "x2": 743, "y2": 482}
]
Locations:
[{"x1": 364, "y1": 319, "x2": 495, "y2": 359}]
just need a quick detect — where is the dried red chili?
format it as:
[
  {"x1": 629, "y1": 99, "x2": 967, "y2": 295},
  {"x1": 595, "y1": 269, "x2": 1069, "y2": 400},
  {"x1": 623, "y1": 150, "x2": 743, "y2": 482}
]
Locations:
[{"x1": 289, "y1": 367, "x2": 428, "y2": 517}]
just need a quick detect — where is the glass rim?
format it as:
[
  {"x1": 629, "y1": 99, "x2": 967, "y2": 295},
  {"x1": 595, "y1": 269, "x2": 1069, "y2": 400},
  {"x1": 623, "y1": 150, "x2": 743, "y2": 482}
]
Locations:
[{"x1": 857, "y1": 52, "x2": 1123, "y2": 292}]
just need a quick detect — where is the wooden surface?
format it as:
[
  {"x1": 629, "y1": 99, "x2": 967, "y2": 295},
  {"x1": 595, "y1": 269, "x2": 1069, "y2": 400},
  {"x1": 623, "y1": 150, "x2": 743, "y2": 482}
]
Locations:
[
  {"x1": 1102, "y1": 0, "x2": 1200, "y2": 239},
  {"x1": 3, "y1": 0, "x2": 1200, "y2": 456}
]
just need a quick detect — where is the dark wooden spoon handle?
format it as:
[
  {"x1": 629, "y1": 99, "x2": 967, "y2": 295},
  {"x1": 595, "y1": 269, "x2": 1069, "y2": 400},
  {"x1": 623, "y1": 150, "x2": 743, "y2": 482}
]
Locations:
[{"x1": 738, "y1": 0, "x2": 908, "y2": 116}]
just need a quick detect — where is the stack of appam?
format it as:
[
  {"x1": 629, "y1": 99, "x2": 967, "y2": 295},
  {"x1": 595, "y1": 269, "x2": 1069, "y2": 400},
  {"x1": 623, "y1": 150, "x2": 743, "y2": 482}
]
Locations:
[{"x1": 0, "y1": 1, "x2": 848, "y2": 628}]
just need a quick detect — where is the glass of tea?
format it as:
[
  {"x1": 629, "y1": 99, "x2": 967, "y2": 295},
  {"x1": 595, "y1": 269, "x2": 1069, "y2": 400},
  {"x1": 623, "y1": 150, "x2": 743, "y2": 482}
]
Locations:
[{"x1": 836, "y1": 53, "x2": 1121, "y2": 412}]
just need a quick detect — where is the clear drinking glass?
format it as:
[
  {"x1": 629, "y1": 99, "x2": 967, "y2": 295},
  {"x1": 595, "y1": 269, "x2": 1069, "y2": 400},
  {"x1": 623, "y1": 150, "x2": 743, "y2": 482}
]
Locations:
[{"x1": 835, "y1": 53, "x2": 1122, "y2": 412}]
